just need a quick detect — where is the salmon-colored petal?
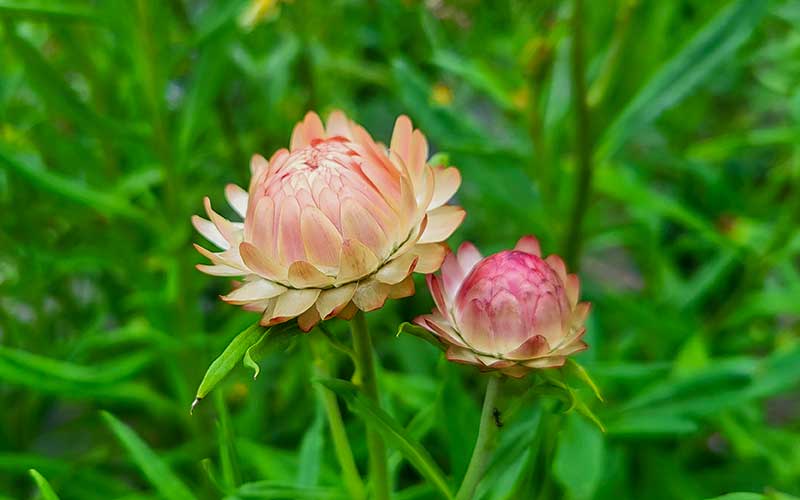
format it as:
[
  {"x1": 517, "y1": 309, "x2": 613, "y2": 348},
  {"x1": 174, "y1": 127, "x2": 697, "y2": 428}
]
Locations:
[
  {"x1": 268, "y1": 288, "x2": 320, "y2": 324},
  {"x1": 316, "y1": 283, "x2": 357, "y2": 319},
  {"x1": 425, "y1": 273, "x2": 449, "y2": 317},
  {"x1": 440, "y1": 250, "x2": 466, "y2": 301},
  {"x1": 411, "y1": 243, "x2": 447, "y2": 274},
  {"x1": 277, "y1": 197, "x2": 305, "y2": 265},
  {"x1": 222, "y1": 279, "x2": 286, "y2": 304},
  {"x1": 341, "y1": 198, "x2": 388, "y2": 259},
  {"x1": 352, "y1": 279, "x2": 391, "y2": 311},
  {"x1": 225, "y1": 184, "x2": 249, "y2": 218},
  {"x1": 338, "y1": 239, "x2": 379, "y2": 282},
  {"x1": 565, "y1": 274, "x2": 580, "y2": 308},
  {"x1": 545, "y1": 254, "x2": 568, "y2": 285},
  {"x1": 407, "y1": 129, "x2": 429, "y2": 187},
  {"x1": 250, "y1": 154, "x2": 269, "y2": 177},
  {"x1": 290, "y1": 111, "x2": 325, "y2": 150},
  {"x1": 456, "y1": 242, "x2": 482, "y2": 273},
  {"x1": 514, "y1": 235, "x2": 541, "y2": 257},
  {"x1": 300, "y1": 206, "x2": 343, "y2": 271},
  {"x1": 288, "y1": 260, "x2": 335, "y2": 288},
  {"x1": 505, "y1": 335, "x2": 550, "y2": 360},
  {"x1": 388, "y1": 275, "x2": 415, "y2": 299},
  {"x1": 247, "y1": 197, "x2": 275, "y2": 254},
  {"x1": 375, "y1": 253, "x2": 418, "y2": 285},
  {"x1": 418, "y1": 205, "x2": 465, "y2": 244},
  {"x1": 429, "y1": 166, "x2": 461, "y2": 209},
  {"x1": 325, "y1": 110, "x2": 353, "y2": 139},
  {"x1": 240, "y1": 241, "x2": 287, "y2": 281},
  {"x1": 389, "y1": 115, "x2": 412, "y2": 165},
  {"x1": 297, "y1": 306, "x2": 321, "y2": 332}
]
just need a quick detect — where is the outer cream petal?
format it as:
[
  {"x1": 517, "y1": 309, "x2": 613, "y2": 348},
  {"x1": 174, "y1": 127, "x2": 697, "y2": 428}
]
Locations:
[
  {"x1": 221, "y1": 279, "x2": 286, "y2": 304},
  {"x1": 411, "y1": 243, "x2": 447, "y2": 274},
  {"x1": 545, "y1": 254, "x2": 568, "y2": 285},
  {"x1": 429, "y1": 166, "x2": 461, "y2": 209},
  {"x1": 224, "y1": 184, "x2": 249, "y2": 218},
  {"x1": 239, "y1": 241, "x2": 287, "y2": 282},
  {"x1": 325, "y1": 110, "x2": 354, "y2": 139},
  {"x1": 564, "y1": 274, "x2": 580, "y2": 308},
  {"x1": 267, "y1": 289, "x2": 321, "y2": 324},
  {"x1": 337, "y1": 302, "x2": 358, "y2": 320},
  {"x1": 288, "y1": 261, "x2": 336, "y2": 288},
  {"x1": 352, "y1": 279, "x2": 391, "y2": 312},
  {"x1": 418, "y1": 205, "x2": 465, "y2": 244},
  {"x1": 250, "y1": 154, "x2": 269, "y2": 177},
  {"x1": 375, "y1": 253, "x2": 418, "y2": 285},
  {"x1": 316, "y1": 283, "x2": 358, "y2": 319},
  {"x1": 297, "y1": 307, "x2": 321, "y2": 332},
  {"x1": 192, "y1": 215, "x2": 228, "y2": 250},
  {"x1": 196, "y1": 264, "x2": 245, "y2": 276},
  {"x1": 301, "y1": 206, "x2": 343, "y2": 271},
  {"x1": 203, "y1": 197, "x2": 238, "y2": 247},
  {"x1": 338, "y1": 239, "x2": 380, "y2": 282},
  {"x1": 387, "y1": 275, "x2": 415, "y2": 299}
]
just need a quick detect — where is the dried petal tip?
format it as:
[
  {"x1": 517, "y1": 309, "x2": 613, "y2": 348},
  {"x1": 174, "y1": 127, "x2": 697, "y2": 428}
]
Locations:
[
  {"x1": 190, "y1": 397, "x2": 202, "y2": 415},
  {"x1": 192, "y1": 110, "x2": 465, "y2": 329},
  {"x1": 414, "y1": 235, "x2": 590, "y2": 377}
]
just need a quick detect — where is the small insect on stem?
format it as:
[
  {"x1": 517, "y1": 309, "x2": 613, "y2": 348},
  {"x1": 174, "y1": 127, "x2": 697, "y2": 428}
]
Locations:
[{"x1": 492, "y1": 407, "x2": 503, "y2": 428}]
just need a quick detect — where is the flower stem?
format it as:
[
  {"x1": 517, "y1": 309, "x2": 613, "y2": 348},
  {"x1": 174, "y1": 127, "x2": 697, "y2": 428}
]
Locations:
[
  {"x1": 563, "y1": 0, "x2": 594, "y2": 270},
  {"x1": 455, "y1": 376, "x2": 502, "y2": 500},
  {"x1": 350, "y1": 311, "x2": 391, "y2": 500},
  {"x1": 310, "y1": 335, "x2": 366, "y2": 500}
]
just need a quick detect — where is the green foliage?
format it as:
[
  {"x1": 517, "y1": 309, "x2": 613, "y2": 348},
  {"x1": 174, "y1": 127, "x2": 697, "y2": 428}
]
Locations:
[{"x1": 2, "y1": 0, "x2": 799, "y2": 499}]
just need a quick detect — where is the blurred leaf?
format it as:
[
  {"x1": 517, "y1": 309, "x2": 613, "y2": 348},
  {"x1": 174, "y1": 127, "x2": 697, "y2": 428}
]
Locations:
[
  {"x1": 396, "y1": 322, "x2": 444, "y2": 352},
  {"x1": 0, "y1": 146, "x2": 147, "y2": 222},
  {"x1": 29, "y1": 469, "x2": 61, "y2": 500},
  {"x1": 598, "y1": 0, "x2": 769, "y2": 160},
  {"x1": 318, "y1": 378, "x2": 454, "y2": 500},
  {"x1": 0, "y1": 1, "x2": 95, "y2": 20},
  {"x1": 101, "y1": 412, "x2": 197, "y2": 500},
  {"x1": 295, "y1": 397, "x2": 325, "y2": 488},
  {"x1": 228, "y1": 480, "x2": 346, "y2": 499},
  {"x1": 553, "y1": 412, "x2": 604, "y2": 500}
]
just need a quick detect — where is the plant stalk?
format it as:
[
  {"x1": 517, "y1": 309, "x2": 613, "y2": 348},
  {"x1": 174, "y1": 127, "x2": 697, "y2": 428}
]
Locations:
[
  {"x1": 563, "y1": 0, "x2": 594, "y2": 270},
  {"x1": 350, "y1": 311, "x2": 391, "y2": 500},
  {"x1": 455, "y1": 376, "x2": 502, "y2": 500},
  {"x1": 310, "y1": 335, "x2": 366, "y2": 500}
]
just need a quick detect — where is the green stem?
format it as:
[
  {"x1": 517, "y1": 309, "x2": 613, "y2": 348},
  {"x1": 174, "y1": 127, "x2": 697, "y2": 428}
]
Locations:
[
  {"x1": 350, "y1": 312, "x2": 391, "y2": 500},
  {"x1": 310, "y1": 335, "x2": 366, "y2": 500},
  {"x1": 562, "y1": 0, "x2": 594, "y2": 270},
  {"x1": 455, "y1": 376, "x2": 502, "y2": 500}
]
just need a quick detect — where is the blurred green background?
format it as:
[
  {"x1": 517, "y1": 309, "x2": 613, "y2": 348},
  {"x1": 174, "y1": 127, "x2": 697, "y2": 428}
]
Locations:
[{"x1": 2, "y1": 0, "x2": 800, "y2": 498}]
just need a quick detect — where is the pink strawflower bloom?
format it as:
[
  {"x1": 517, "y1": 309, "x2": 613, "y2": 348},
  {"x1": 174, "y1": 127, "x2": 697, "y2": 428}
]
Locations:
[
  {"x1": 414, "y1": 236, "x2": 590, "y2": 377},
  {"x1": 193, "y1": 111, "x2": 465, "y2": 331}
]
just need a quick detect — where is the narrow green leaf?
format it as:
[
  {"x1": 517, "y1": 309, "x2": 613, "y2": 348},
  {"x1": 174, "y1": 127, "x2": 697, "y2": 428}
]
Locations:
[
  {"x1": 564, "y1": 359, "x2": 604, "y2": 402},
  {"x1": 101, "y1": 412, "x2": 196, "y2": 500},
  {"x1": 231, "y1": 480, "x2": 346, "y2": 499},
  {"x1": 598, "y1": 0, "x2": 769, "y2": 160},
  {"x1": 318, "y1": 378, "x2": 454, "y2": 500},
  {"x1": 29, "y1": 469, "x2": 61, "y2": 500},
  {"x1": 193, "y1": 323, "x2": 266, "y2": 412},
  {"x1": 0, "y1": 1, "x2": 95, "y2": 21},
  {"x1": 396, "y1": 322, "x2": 444, "y2": 351}
]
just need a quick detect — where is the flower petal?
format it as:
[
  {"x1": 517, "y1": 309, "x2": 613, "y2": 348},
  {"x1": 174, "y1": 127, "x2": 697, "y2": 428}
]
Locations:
[
  {"x1": 505, "y1": 335, "x2": 550, "y2": 360},
  {"x1": 196, "y1": 264, "x2": 245, "y2": 276},
  {"x1": 250, "y1": 154, "x2": 269, "y2": 177},
  {"x1": 352, "y1": 279, "x2": 390, "y2": 311},
  {"x1": 411, "y1": 243, "x2": 447, "y2": 274},
  {"x1": 325, "y1": 110, "x2": 353, "y2": 139},
  {"x1": 288, "y1": 260, "x2": 335, "y2": 288},
  {"x1": 341, "y1": 198, "x2": 388, "y2": 259},
  {"x1": 240, "y1": 241, "x2": 287, "y2": 281},
  {"x1": 297, "y1": 306, "x2": 321, "y2": 332},
  {"x1": 316, "y1": 283, "x2": 357, "y2": 319},
  {"x1": 338, "y1": 239, "x2": 379, "y2": 282},
  {"x1": 514, "y1": 235, "x2": 541, "y2": 257},
  {"x1": 204, "y1": 197, "x2": 238, "y2": 247},
  {"x1": 221, "y1": 279, "x2": 287, "y2": 304},
  {"x1": 300, "y1": 206, "x2": 343, "y2": 271},
  {"x1": 192, "y1": 215, "x2": 228, "y2": 250},
  {"x1": 290, "y1": 111, "x2": 325, "y2": 150},
  {"x1": 375, "y1": 253, "x2": 418, "y2": 285},
  {"x1": 545, "y1": 254, "x2": 568, "y2": 285},
  {"x1": 429, "y1": 166, "x2": 461, "y2": 209},
  {"x1": 456, "y1": 242, "x2": 482, "y2": 273},
  {"x1": 565, "y1": 274, "x2": 580, "y2": 308},
  {"x1": 388, "y1": 275, "x2": 415, "y2": 299},
  {"x1": 267, "y1": 288, "x2": 321, "y2": 324},
  {"x1": 418, "y1": 205, "x2": 465, "y2": 244},
  {"x1": 337, "y1": 302, "x2": 358, "y2": 320},
  {"x1": 225, "y1": 184, "x2": 249, "y2": 218}
]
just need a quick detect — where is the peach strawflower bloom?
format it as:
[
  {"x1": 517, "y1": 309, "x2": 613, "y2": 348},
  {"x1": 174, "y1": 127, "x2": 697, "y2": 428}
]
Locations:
[
  {"x1": 414, "y1": 236, "x2": 590, "y2": 377},
  {"x1": 193, "y1": 111, "x2": 464, "y2": 331}
]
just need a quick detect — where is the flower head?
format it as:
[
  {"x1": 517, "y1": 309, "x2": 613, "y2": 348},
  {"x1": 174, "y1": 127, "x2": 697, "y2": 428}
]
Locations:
[
  {"x1": 193, "y1": 111, "x2": 464, "y2": 331},
  {"x1": 414, "y1": 236, "x2": 590, "y2": 377}
]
